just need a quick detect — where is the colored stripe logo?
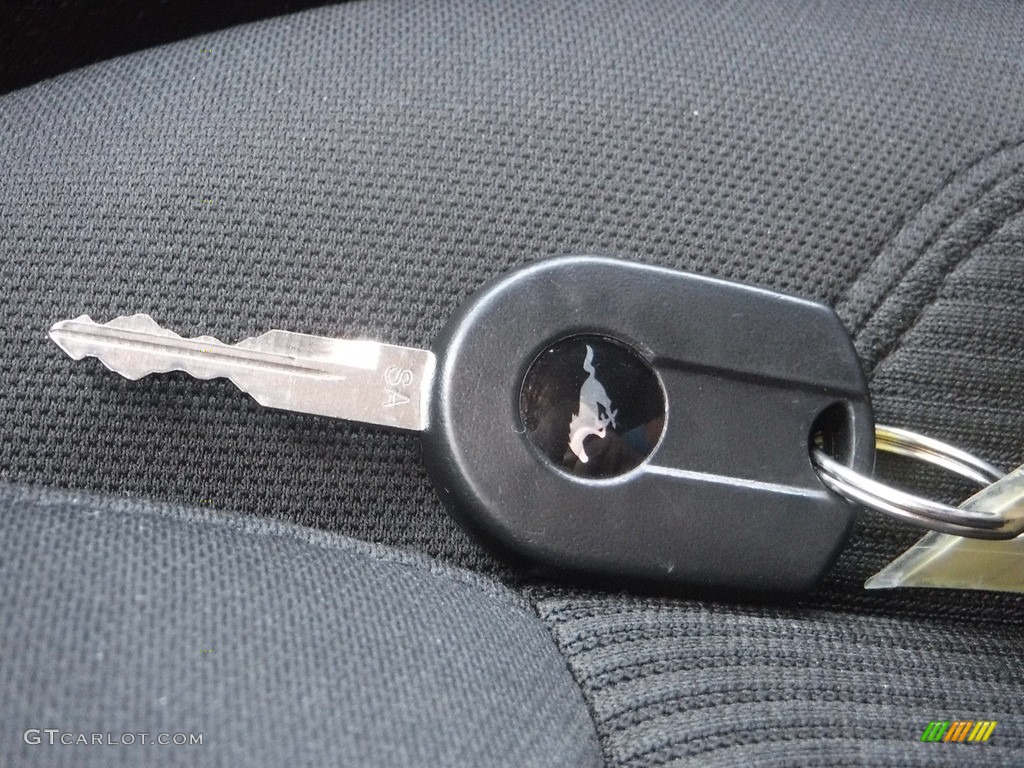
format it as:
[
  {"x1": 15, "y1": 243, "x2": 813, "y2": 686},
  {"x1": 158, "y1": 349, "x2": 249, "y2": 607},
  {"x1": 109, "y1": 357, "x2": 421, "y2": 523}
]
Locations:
[{"x1": 921, "y1": 720, "x2": 997, "y2": 742}]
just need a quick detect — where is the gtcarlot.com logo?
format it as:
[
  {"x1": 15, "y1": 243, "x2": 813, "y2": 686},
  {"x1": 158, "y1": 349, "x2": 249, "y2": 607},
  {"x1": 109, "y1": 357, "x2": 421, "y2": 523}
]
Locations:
[{"x1": 24, "y1": 729, "x2": 203, "y2": 747}]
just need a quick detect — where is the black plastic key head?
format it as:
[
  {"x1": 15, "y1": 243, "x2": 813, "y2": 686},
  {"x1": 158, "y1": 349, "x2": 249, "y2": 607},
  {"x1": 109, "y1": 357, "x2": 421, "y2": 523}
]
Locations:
[{"x1": 423, "y1": 256, "x2": 874, "y2": 592}]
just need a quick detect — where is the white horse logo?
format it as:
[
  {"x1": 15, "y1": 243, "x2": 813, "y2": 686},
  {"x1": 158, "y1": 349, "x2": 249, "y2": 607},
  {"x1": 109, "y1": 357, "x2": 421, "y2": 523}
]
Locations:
[{"x1": 567, "y1": 345, "x2": 618, "y2": 463}]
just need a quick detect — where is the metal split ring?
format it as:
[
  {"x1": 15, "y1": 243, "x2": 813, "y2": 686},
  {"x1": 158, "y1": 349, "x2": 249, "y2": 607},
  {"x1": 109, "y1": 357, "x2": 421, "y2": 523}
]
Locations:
[{"x1": 812, "y1": 425, "x2": 1022, "y2": 539}]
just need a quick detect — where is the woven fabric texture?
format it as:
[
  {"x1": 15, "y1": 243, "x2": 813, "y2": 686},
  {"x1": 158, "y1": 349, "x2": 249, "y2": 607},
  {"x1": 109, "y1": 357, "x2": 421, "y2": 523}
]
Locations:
[
  {"x1": 2, "y1": 0, "x2": 1024, "y2": 765},
  {"x1": 536, "y1": 593, "x2": 1023, "y2": 767},
  {"x1": 0, "y1": 484, "x2": 601, "y2": 767}
]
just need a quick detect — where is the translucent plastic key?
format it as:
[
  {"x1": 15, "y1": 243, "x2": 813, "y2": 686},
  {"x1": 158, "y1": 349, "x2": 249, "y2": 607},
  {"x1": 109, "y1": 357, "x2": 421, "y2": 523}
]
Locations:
[{"x1": 866, "y1": 464, "x2": 1024, "y2": 593}]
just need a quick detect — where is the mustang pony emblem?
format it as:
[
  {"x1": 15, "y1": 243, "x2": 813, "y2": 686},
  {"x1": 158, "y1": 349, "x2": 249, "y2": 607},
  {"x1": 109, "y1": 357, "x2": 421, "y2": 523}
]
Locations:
[{"x1": 567, "y1": 345, "x2": 618, "y2": 463}]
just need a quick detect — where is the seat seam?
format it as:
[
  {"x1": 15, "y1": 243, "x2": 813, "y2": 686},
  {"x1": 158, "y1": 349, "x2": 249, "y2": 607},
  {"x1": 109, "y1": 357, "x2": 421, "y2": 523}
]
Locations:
[
  {"x1": 837, "y1": 136, "x2": 1024, "y2": 337},
  {"x1": 5, "y1": 481, "x2": 529, "y2": 609},
  {"x1": 864, "y1": 197, "x2": 1024, "y2": 378}
]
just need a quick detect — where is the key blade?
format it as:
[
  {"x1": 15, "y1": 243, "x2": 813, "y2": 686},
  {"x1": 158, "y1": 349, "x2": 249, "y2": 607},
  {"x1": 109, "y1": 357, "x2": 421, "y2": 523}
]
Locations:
[
  {"x1": 49, "y1": 314, "x2": 434, "y2": 431},
  {"x1": 49, "y1": 315, "x2": 380, "y2": 379}
]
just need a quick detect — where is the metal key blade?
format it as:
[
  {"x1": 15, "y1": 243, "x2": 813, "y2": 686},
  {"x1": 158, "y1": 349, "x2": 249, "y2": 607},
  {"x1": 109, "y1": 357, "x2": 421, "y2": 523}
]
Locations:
[{"x1": 49, "y1": 314, "x2": 434, "y2": 430}]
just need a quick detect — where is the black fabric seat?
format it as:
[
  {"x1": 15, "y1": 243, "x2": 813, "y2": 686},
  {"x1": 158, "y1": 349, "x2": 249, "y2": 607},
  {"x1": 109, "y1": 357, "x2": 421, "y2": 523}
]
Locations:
[
  {"x1": 2, "y1": 1, "x2": 1022, "y2": 765},
  {"x1": 0, "y1": 485, "x2": 602, "y2": 766}
]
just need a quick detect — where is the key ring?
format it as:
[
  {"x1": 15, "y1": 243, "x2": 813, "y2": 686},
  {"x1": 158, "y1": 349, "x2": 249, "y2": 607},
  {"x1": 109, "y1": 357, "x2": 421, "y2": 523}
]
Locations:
[{"x1": 812, "y1": 425, "x2": 1024, "y2": 539}]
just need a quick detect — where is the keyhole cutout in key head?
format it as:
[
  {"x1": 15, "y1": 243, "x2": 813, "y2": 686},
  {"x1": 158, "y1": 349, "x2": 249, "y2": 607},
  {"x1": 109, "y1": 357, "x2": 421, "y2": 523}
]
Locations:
[{"x1": 520, "y1": 336, "x2": 667, "y2": 478}]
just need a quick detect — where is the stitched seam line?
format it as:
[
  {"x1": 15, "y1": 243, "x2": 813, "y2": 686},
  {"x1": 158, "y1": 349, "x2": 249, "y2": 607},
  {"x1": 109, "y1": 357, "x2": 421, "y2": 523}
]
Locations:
[
  {"x1": 867, "y1": 198, "x2": 1024, "y2": 377},
  {"x1": 10, "y1": 481, "x2": 529, "y2": 608},
  {"x1": 839, "y1": 136, "x2": 1024, "y2": 335},
  {"x1": 534, "y1": 600, "x2": 616, "y2": 767}
]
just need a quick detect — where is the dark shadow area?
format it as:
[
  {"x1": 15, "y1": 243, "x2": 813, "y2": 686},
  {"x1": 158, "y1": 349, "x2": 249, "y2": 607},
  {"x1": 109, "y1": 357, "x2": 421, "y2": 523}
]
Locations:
[{"x1": 0, "y1": 0, "x2": 336, "y2": 94}]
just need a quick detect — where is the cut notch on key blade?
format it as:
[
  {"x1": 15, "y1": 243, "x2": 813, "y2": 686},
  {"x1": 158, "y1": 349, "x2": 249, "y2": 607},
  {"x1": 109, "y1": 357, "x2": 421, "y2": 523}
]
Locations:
[{"x1": 49, "y1": 314, "x2": 435, "y2": 431}]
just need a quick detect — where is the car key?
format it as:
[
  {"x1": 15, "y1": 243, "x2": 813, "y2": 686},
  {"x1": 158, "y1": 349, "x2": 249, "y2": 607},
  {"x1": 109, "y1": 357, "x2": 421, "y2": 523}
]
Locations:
[{"x1": 49, "y1": 256, "x2": 875, "y2": 592}]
